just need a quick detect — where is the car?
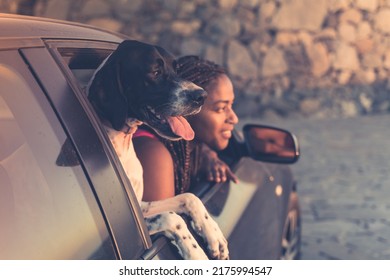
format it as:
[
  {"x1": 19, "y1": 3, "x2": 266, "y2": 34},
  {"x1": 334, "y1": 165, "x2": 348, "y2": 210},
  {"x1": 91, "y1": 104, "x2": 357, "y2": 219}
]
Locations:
[{"x1": 0, "y1": 13, "x2": 301, "y2": 260}]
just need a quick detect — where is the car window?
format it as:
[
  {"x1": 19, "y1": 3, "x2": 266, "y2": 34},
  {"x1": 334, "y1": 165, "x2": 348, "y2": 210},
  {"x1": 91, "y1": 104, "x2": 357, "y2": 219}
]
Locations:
[
  {"x1": 57, "y1": 47, "x2": 113, "y2": 91},
  {"x1": 0, "y1": 57, "x2": 116, "y2": 260}
]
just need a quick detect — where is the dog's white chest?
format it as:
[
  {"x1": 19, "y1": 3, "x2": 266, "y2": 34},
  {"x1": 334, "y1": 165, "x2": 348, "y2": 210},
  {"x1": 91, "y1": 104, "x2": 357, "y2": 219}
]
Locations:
[{"x1": 105, "y1": 126, "x2": 143, "y2": 202}]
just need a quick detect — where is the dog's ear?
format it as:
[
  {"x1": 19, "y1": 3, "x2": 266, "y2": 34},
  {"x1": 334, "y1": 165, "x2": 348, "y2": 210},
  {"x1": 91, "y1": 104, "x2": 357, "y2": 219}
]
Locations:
[{"x1": 88, "y1": 53, "x2": 128, "y2": 131}]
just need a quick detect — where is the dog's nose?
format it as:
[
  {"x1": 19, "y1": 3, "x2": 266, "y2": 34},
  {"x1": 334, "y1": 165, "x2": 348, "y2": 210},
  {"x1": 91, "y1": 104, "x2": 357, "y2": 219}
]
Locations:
[{"x1": 189, "y1": 89, "x2": 207, "y2": 105}]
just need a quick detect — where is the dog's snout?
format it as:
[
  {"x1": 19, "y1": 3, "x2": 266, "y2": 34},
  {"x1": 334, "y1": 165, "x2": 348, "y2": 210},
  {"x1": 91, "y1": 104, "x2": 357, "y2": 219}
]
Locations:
[{"x1": 189, "y1": 89, "x2": 207, "y2": 105}]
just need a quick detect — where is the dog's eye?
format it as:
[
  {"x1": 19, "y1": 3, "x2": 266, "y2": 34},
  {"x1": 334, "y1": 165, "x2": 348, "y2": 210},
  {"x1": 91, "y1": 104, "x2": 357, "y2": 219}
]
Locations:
[{"x1": 153, "y1": 70, "x2": 162, "y2": 77}]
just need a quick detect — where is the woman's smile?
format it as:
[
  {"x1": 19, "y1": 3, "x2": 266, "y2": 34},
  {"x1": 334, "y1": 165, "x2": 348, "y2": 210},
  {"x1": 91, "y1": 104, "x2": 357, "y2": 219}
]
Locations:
[{"x1": 221, "y1": 130, "x2": 232, "y2": 139}]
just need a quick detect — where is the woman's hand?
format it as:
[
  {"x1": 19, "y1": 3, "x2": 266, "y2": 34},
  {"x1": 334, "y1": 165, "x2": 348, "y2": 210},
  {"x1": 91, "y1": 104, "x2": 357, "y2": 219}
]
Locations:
[{"x1": 199, "y1": 144, "x2": 239, "y2": 184}]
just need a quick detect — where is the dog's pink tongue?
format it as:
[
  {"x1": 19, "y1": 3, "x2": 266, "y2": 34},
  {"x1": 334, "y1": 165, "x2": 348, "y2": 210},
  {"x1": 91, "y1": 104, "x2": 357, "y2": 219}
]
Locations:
[{"x1": 167, "y1": 116, "x2": 194, "y2": 140}]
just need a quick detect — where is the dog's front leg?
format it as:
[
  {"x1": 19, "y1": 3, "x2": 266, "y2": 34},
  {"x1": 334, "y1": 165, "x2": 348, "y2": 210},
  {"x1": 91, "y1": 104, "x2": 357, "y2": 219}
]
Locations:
[
  {"x1": 141, "y1": 194, "x2": 229, "y2": 260},
  {"x1": 144, "y1": 211, "x2": 208, "y2": 260}
]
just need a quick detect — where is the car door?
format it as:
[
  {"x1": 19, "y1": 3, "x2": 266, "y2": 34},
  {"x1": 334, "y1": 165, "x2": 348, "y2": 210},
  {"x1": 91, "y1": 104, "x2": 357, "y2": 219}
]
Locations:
[{"x1": 0, "y1": 48, "x2": 120, "y2": 259}]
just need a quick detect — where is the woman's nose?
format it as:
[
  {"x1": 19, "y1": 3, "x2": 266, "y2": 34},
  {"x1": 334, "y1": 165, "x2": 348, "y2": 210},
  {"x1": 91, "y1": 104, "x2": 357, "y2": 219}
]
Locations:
[{"x1": 227, "y1": 108, "x2": 239, "y2": 124}]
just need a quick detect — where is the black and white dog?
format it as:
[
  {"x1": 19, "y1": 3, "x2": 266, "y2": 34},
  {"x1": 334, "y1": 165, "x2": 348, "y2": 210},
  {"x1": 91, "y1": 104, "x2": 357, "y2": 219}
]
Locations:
[{"x1": 88, "y1": 40, "x2": 229, "y2": 260}]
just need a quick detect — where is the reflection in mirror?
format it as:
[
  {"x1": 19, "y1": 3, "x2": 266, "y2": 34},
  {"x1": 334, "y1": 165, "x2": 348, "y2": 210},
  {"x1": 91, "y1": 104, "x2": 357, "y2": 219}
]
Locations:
[{"x1": 243, "y1": 125, "x2": 299, "y2": 164}]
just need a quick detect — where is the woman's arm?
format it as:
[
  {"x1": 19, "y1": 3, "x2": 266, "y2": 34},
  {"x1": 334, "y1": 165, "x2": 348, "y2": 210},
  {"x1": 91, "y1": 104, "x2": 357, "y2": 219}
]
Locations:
[{"x1": 133, "y1": 137, "x2": 175, "y2": 201}]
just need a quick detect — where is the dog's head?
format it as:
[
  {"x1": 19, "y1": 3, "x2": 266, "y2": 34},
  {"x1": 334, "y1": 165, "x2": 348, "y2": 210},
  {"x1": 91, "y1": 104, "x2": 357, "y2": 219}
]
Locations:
[{"x1": 88, "y1": 40, "x2": 207, "y2": 141}]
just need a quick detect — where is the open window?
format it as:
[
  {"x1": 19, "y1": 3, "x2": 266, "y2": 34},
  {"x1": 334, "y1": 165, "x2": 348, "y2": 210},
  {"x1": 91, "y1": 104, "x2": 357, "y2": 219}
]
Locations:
[{"x1": 57, "y1": 47, "x2": 113, "y2": 90}]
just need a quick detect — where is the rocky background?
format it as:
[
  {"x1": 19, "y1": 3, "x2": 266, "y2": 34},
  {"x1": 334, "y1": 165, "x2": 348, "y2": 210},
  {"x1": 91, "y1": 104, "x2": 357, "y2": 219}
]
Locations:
[{"x1": 1, "y1": 0, "x2": 390, "y2": 120}]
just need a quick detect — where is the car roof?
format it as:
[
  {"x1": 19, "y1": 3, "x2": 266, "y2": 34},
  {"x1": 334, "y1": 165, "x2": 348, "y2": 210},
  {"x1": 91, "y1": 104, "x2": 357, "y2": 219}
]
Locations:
[{"x1": 0, "y1": 13, "x2": 125, "y2": 42}]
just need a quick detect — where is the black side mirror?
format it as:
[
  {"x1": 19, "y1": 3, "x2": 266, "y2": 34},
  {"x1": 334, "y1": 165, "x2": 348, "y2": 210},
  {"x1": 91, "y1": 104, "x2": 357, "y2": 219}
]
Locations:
[{"x1": 243, "y1": 124, "x2": 300, "y2": 164}]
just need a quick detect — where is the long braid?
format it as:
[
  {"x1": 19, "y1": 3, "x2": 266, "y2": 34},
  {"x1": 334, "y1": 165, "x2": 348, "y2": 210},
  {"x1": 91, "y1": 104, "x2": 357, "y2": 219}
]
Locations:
[
  {"x1": 161, "y1": 56, "x2": 227, "y2": 193},
  {"x1": 160, "y1": 138, "x2": 193, "y2": 194}
]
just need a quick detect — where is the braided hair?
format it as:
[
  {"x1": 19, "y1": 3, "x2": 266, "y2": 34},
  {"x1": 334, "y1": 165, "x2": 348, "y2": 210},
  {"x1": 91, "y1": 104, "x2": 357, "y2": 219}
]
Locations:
[
  {"x1": 160, "y1": 55, "x2": 227, "y2": 194},
  {"x1": 176, "y1": 55, "x2": 226, "y2": 92}
]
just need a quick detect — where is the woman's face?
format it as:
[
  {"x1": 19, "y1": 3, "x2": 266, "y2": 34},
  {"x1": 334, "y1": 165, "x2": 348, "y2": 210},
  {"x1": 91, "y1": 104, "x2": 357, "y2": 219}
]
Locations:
[{"x1": 188, "y1": 74, "x2": 239, "y2": 151}]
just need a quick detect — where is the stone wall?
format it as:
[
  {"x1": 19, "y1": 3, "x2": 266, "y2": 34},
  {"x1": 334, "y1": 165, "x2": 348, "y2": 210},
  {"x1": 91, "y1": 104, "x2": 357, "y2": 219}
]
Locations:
[{"x1": 2, "y1": 0, "x2": 390, "y2": 120}]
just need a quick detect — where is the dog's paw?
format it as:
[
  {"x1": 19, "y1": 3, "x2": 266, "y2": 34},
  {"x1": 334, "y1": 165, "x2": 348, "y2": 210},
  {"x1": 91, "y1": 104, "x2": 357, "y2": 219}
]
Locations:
[
  {"x1": 146, "y1": 211, "x2": 209, "y2": 260},
  {"x1": 192, "y1": 215, "x2": 229, "y2": 260},
  {"x1": 181, "y1": 194, "x2": 229, "y2": 260},
  {"x1": 169, "y1": 226, "x2": 209, "y2": 260}
]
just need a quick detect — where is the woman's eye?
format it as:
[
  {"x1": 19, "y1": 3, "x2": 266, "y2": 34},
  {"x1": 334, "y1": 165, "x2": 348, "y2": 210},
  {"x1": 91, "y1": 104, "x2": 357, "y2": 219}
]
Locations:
[
  {"x1": 153, "y1": 70, "x2": 161, "y2": 77},
  {"x1": 216, "y1": 107, "x2": 226, "y2": 113}
]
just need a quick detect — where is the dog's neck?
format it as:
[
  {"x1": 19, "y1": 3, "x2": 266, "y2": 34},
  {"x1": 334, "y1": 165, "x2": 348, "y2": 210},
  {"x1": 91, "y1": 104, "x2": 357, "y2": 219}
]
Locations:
[{"x1": 103, "y1": 117, "x2": 144, "y2": 202}]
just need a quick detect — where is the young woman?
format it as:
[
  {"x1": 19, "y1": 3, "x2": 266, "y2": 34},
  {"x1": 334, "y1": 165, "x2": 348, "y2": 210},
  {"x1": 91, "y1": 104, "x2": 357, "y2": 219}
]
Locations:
[{"x1": 133, "y1": 56, "x2": 239, "y2": 201}]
